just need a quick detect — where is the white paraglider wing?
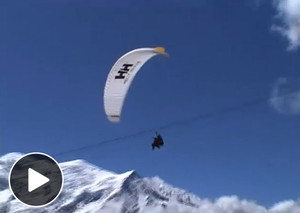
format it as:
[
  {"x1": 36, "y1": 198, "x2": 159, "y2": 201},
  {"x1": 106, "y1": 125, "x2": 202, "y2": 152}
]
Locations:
[{"x1": 104, "y1": 47, "x2": 167, "y2": 122}]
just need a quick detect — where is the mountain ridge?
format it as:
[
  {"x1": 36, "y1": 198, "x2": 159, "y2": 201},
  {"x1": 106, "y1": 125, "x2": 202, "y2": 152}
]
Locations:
[{"x1": 0, "y1": 153, "x2": 201, "y2": 213}]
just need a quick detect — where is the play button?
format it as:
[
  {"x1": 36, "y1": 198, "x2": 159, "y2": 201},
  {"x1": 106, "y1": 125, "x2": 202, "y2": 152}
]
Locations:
[
  {"x1": 28, "y1": 168, "x2": 50, "y2": 192},
  {"x1": 9, "y1": 153, "x2": 63, "y2": 207}
]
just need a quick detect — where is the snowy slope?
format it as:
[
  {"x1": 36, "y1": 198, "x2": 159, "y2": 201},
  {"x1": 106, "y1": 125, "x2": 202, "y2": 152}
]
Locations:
[
  {"x1": 0, "y1": 153, "x2": 299, "y2": 213},
  {"x1": 0, "y1": 153, "x2": 202, "y2": 213}
]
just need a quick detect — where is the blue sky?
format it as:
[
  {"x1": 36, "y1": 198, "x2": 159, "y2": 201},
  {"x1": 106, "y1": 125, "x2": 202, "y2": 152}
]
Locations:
[{"x1": 0, "y1": 0, "x2": 299, "y2": 208}]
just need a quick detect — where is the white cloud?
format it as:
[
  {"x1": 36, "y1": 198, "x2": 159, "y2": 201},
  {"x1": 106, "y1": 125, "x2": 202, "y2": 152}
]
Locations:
[
  {"x1": 272, "y1": 0, "x2": 300, "y2": 50},
  {"x1": 100, "y1": 195, "x2": 300, "y2": 213},
  {"x1": 270, "y1": 200, "x2": 300, "y2": 213},
  {"x1": 270, "y1": 77, "x2": 300, "y2": 114},
  {"x1": 103, "y1": 196, "x2": 299, "y2": 213}
]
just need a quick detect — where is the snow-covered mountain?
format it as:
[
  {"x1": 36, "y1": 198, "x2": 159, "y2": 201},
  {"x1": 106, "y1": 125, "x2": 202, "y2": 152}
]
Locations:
[
  {"x1": 0, "y1": 152, "x2": 202, "y2": 213},
  {"x1": 0, "y1": 153, "x2": 299, "y2": 213}
]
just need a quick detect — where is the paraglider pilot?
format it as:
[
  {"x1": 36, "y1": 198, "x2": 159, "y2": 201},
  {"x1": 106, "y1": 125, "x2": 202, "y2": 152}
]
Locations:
[{"x1": 152, "y1": 132, "x2": 164, "y2": 150}]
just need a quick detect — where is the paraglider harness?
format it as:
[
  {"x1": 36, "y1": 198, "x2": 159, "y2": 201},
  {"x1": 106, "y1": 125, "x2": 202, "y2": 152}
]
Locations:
[{"x1": 152, "y1": 132, "x2": 164, "y2": 150}]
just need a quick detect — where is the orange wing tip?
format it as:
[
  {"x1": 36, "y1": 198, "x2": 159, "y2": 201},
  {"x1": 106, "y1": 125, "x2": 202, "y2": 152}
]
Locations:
[
  {"x1": 154, "y1": 47, "x2": 169, "y2": 56},
  {"x1": 154, "y1": 47, "x2": 165, "y2": 52}
]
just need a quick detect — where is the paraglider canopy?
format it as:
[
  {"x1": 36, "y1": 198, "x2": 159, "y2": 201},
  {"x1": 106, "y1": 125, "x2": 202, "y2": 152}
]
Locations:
[{"x1": 104, "y1": 47, "x2": 168, "y2": 123}]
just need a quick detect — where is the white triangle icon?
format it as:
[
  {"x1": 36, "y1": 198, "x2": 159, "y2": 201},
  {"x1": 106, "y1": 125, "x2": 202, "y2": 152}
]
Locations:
[{"x1": 28, "y1": 168, "x2": 50, "y2": 192}]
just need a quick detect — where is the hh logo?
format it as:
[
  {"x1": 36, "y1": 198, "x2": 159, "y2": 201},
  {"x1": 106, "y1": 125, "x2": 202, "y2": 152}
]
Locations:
[{"x1": 115, "y1": 64, "x2": 133, "y2": 79}]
